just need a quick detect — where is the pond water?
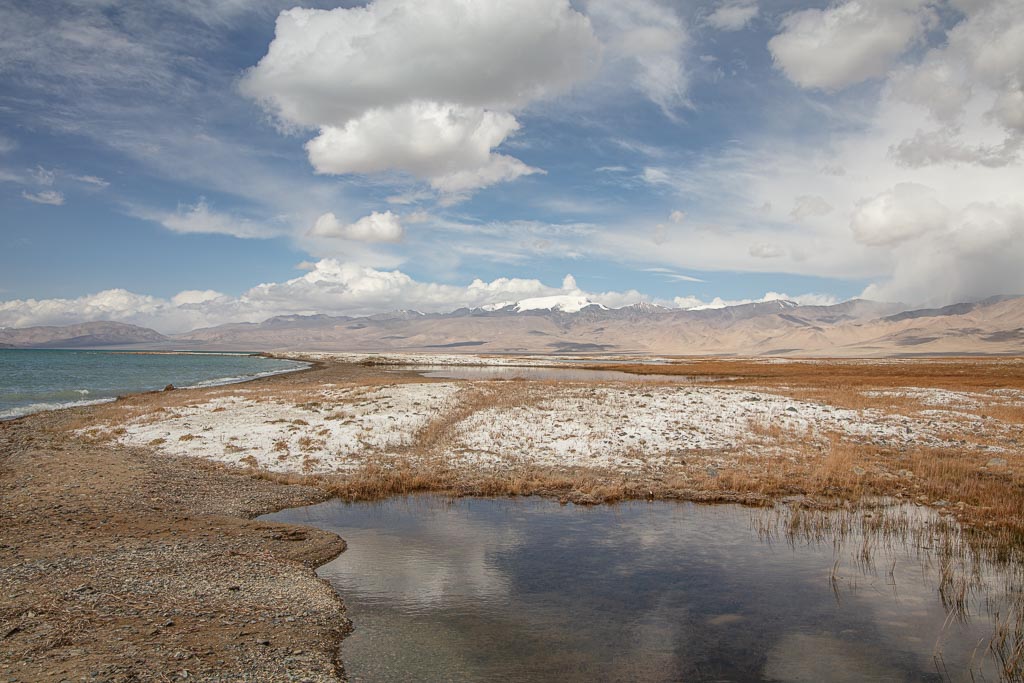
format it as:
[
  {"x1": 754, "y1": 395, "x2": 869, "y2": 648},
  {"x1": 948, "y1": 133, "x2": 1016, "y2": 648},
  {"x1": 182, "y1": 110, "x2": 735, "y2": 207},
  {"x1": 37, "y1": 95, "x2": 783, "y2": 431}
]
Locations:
[
  {"x1": 263, "y1": 496, "x2": 1017, "y2": 682},
  {"x1": 406, "y1": 365, "x2": 723, "y2": 383}
]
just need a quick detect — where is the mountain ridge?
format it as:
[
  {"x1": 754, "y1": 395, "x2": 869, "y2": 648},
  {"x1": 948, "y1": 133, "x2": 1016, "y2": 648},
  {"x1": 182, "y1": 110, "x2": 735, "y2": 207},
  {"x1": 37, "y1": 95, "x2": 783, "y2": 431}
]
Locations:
[{"x1": 2, "y1": 296, "x2": 1023, "y2": 357}]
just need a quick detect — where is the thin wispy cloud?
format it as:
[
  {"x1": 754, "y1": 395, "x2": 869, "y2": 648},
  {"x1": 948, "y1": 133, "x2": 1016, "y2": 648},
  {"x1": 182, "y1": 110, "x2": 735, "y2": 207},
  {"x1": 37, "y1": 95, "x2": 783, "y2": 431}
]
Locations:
[{"x1": 22, "y1": 190, "x2": 64, "y2": 206}]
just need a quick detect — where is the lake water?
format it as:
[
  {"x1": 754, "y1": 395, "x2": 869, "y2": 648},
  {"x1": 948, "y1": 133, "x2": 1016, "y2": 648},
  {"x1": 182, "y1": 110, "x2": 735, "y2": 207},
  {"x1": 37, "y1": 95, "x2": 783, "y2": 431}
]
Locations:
[
  {"x1": 264, "y1": 496, "x2": 1016, "y2": 682},
  {"x1": 0, "y1": 349, "x2": 308, "y2": 419}
]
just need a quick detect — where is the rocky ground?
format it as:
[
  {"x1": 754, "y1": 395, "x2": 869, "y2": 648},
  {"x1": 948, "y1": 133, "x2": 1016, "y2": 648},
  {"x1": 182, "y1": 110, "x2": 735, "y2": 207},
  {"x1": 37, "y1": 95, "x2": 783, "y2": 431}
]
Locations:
[{"x1": 0, "y1": 394, "x2": 349, "y2": 681}]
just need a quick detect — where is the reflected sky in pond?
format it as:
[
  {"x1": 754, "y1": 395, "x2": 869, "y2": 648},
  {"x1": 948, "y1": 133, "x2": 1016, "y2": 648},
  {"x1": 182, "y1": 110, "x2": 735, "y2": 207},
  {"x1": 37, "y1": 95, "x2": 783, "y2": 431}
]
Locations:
[{"x1": 264, "y1": 497, "x2": 1006, "y2": 682}]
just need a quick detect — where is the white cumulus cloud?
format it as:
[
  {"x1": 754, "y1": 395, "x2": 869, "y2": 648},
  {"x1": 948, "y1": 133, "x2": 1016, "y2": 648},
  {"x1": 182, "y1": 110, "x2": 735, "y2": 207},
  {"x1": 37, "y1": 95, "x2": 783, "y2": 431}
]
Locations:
[
  {"x1": 171, "y1": 290, "x2": 226, "y2": 306},
  {"x1": 768, "y1": 0, "x2": 936, "y2": 90},
  {"x1": 850, "y1": 183, "x2": 950, "y2": 246},
  {"x1": 241, "y1": 0, "x2": 600, "y2": 196},
  {"x1": 0, "y1": 261, "x2": 642, "y2": 332},
  {"x1": 310, "y1": 211, "x2": 405, "y2": 243},
  {"x1": 886, "y1": 0, "x2": 1024, "y2": 164},
  {"x1": 305, "y1": 103, "x2": 541, "y2": 192}
]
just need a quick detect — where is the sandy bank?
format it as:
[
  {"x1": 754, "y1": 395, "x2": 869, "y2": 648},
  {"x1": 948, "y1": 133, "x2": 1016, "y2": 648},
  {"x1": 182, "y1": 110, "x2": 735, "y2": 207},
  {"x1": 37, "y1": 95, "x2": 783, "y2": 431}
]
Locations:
[{"x1": 0, "y1": 404, "x2": 348, "y2": 681}]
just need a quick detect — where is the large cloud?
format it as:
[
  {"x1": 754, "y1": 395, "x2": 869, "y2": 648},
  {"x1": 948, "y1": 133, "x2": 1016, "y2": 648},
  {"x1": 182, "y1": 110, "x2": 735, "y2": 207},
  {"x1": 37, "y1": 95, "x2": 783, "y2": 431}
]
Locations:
[
  {"x1": 240, "y1": 0, "x2": 600, "y2": 195},
  {"x1": 887, "y1": 0, "x2": 1024, "y2": 165},
  {"x1": 620, "y1": 0, "x2": 1024, "y2": 307},
  {"x1": 863, "y1": 202, "x2": 1024, "y2": 304},
  {"x1": 239, "y1": 2, "x2": 599, "y2": 125},
  {"x1": 768, "y1": 0, "x2": 936, "y2": 90},
  {"x1": 304, "y1": 102, "x2": 541, "y2": 191}
]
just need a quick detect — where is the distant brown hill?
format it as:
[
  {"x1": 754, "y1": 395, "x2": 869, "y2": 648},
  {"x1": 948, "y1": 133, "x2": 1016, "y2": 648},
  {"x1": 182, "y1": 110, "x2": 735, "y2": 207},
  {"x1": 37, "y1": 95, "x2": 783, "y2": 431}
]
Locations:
[
  {"x1": 3, "y1": 296, "x2": 1023, "y2": 356},
  {"x1": 0, "y1": 321, "x2": 168, "y2": 348}
]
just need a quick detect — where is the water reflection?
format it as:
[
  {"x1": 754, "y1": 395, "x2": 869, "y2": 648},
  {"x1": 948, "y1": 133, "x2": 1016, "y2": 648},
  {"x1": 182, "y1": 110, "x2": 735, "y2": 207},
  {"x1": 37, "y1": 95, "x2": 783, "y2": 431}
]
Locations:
[{"x1": 264, "y1": 497, "x2": 1010, "y2": 682}]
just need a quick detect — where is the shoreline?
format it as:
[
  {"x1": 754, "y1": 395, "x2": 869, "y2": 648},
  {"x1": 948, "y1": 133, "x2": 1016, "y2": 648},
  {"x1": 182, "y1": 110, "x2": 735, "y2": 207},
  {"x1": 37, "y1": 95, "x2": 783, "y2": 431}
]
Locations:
[
  {"x1": 0, "y1": 351, "x2": 316, "y2": 422},
  {"x1": 0, "y1": 384, "x2": 351, "y2": 681},
  {"x1": 2, "y1": 354, "x2": 1023, "y2": 679}
]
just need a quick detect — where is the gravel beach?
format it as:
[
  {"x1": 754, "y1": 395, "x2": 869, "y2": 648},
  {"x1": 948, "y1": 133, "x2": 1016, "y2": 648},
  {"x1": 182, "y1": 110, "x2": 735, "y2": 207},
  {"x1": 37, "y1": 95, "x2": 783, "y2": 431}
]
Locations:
[{"x1": 1, "y1": 402, "x2": 349, "y2": 681}]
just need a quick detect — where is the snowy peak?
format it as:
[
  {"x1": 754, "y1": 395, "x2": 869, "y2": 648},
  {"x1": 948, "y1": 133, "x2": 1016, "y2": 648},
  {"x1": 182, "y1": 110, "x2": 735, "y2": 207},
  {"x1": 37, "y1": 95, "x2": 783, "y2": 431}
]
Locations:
[
  {"x1": 367, "y1": 309, "x2": 425, "y2": 321},
  {"x1": 511, "y1": 295, "x2": 607, "y2": 313},
  {"x1": 621, "y1": 301, "x2": 670, "y2": 313}
]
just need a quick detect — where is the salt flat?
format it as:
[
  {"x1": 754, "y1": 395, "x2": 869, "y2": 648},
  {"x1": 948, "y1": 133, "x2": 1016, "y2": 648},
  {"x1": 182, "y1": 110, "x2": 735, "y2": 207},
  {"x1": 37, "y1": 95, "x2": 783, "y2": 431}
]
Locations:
[{"x1": 83, "y1": 355, "x2": 1022, "y2": 483}]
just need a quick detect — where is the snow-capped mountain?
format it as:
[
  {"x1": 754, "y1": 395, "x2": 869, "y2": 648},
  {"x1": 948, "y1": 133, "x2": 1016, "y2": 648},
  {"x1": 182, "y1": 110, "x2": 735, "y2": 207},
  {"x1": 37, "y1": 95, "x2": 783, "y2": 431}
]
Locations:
[
  {"x1": 481, "y1": 294, "x2": 607, "y2": 313},
  {"x1": 6, "y1": 295, "x2": 1024, "y2": 357},
  {"x1": 511, "y1": 295, "x2": 608, "y2": 313}
]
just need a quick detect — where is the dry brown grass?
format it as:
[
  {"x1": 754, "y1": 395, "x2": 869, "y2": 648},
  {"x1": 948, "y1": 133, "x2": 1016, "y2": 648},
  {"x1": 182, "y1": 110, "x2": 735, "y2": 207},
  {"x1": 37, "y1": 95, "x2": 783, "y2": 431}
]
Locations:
[
  {"x1": 594, "y1": 357, "x2": 1024, "y2": 391},
  {"x1": 248, "y1": 458, "x2": 653, "y2": 505},
  {"x1": 666, "y1": 419, "x2": 1024, "y2": 533},
  {"x1": 772, "y1": 384, "x2": 933, "y2": 414},
  {"x1": 977, "y1": 402, "x2": 1024, "y2": 425}
]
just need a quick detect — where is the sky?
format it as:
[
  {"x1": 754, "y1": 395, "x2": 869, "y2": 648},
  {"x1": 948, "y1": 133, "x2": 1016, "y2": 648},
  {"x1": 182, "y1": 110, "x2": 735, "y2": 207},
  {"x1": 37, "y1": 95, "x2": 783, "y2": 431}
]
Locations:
[{"x1": 0, "y1": 0, "x2": 1022, "y2": 333}]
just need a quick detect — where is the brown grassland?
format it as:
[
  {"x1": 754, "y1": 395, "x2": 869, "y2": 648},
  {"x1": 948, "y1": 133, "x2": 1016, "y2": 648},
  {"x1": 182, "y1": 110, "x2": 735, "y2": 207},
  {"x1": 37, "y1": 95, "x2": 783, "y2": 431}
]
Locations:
[{"x1": 63, "y1": 356, "x2": 1024, "y2": 534}]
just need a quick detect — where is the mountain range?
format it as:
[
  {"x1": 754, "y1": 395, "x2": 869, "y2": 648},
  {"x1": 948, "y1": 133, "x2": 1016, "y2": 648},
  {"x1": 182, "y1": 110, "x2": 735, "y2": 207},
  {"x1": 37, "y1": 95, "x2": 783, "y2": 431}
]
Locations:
[{"x1": 2, "y1": 295, "x2": 1023, "y2": 357}]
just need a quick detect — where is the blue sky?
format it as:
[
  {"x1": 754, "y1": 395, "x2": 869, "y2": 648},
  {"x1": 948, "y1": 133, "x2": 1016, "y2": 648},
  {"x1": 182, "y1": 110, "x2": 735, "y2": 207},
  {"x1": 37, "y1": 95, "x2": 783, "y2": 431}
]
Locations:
[{"x1": 1, "y1": 0, "x2": 1022, "y2": 332}]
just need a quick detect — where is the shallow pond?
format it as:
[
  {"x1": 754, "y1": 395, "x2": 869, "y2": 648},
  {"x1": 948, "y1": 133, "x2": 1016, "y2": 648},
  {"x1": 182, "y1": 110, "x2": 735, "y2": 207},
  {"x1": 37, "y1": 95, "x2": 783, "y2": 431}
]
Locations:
[
  {"x1": 406, "y1": 365, "x2": 722, "y2": 383},
  {"x1": 263, "y1": 496, "x2": 1017, "y2": 682}
]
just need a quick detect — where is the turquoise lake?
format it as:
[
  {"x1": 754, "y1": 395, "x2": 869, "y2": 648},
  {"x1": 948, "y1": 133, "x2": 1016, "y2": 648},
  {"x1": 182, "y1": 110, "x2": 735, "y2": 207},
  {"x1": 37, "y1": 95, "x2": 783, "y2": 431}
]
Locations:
[{"x1": 0, "y1": 349, "x2": 307, "y2": 419}]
